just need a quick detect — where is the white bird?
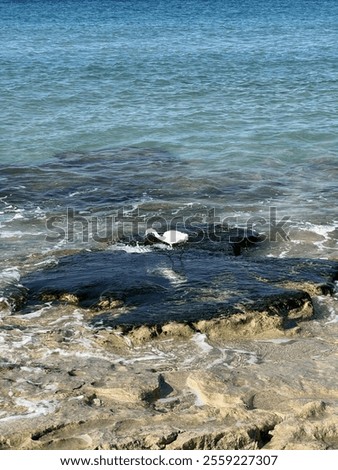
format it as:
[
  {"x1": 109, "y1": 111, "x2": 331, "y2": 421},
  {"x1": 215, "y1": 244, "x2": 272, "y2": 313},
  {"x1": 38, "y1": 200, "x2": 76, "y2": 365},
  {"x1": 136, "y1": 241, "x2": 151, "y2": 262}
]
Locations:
[{"x1": 145, "y1": 228, "x2": 188, "y2": 247}]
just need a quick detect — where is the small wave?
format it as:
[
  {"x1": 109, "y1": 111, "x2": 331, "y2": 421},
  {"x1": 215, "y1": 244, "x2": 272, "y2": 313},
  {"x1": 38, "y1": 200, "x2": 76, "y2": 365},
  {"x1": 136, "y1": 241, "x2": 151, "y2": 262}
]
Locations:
[
  {"x1": 108, "y1": 243, "x2": 153, "y2": 254},
  {"x1": 0, "y1": 267, "x2": 21, "y2": 284},
  {"x1": 297, "y1": 222, "x2": 337, "y2": 239},
  {"x1": 15, "y1": 303, "x2": 53, "y2": 320}
]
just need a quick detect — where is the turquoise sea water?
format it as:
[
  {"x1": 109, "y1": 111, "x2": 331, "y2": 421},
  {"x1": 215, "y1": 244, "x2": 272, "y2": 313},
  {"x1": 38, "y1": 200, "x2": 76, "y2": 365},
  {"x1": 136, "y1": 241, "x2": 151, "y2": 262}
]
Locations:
[
  {"x1": 1, "y1": 0, "x2": 338, "y2": 270},
  {"x1": 2, "y1": 0, "x2": 338, "y2": 164}
]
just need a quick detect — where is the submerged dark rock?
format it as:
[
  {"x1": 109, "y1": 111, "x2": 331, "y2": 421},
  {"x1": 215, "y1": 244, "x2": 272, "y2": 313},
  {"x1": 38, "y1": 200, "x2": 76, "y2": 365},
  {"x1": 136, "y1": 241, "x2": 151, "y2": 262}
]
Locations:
[
  {"x1": 0, "y1": 147, "x2": 179, "y2": 211},
  {"x1": 16, "y1": 246, "x2": 338, "y2": 332}
]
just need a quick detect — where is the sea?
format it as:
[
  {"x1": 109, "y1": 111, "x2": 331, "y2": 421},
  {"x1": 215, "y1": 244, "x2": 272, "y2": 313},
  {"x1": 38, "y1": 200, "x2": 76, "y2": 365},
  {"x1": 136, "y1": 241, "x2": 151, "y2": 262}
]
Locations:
[{"x1": 1, "y1": 0, "x2": 338, "y2": 251}]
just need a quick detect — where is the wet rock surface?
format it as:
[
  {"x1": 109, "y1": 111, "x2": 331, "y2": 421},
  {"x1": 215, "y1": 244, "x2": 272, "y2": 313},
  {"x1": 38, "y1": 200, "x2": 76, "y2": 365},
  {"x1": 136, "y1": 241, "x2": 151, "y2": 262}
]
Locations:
[{"x1": 18, "y1": 247, "x2": 338, "y2": 334}]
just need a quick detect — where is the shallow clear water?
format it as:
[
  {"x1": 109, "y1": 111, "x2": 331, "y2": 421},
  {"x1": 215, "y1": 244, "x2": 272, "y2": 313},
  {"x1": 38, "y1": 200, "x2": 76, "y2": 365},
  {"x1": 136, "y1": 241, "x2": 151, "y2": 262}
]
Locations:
[{"x1": 0, "y1": 0, "x2": 337, "y2": 278}]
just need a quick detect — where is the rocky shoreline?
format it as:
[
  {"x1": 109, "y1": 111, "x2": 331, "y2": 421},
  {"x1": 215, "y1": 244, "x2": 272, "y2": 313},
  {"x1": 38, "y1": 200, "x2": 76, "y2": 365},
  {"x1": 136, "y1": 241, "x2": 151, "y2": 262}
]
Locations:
[
  {"x1": 1, "y1": 302, "x2": 338, "y2": 450},
  {"x1": 1, "y1": 227, "x2": 338, "y2": 450}
]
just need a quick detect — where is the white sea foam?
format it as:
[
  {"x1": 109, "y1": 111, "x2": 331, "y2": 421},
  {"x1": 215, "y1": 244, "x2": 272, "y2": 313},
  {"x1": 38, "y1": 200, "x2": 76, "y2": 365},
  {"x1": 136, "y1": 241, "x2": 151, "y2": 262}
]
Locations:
[
  {"x1": 12, "y1": 335, "x2": 33, "y2": 349},
  {"x1": 296, "y1": 222, "x2": 337, "y2": 250},
  {"x1": 32, "y1": 256, "x2": 58, "y2": 268},
  {"x1": 122, "y1": 354, "x2": 169, "y2": 365},
  {"x1": 11, "y1": 212, "x2": 25, "y2": 220},
  {"x1": 153, "y1": 267, "x2": 186, "y2": 285},
  {"x1": 206, "y1": 346, "x2": 259, "y2": 370},
  {"x1": 312, "y1": 293, "x2": 338, "y2": 324},
  {"x1": 0, "y1": 267, "x2": 21, "y2": 284},
  {"x1": 229, "y1": 347, "x2": 259, "y2": 364},
  {"x1": 192, "y1": 333, "x2": 214, "y2": 353},
  {"x1": 0, "y1": 398, "x2": 57, "y2": 423},
  {"x1": 69, "y1": 188, "x2": 98, "y2": 197},
  {"x1": 258, "y1": 338, "x2": 295, "y2": 344},
  {"x1": 49, "y1": 309, "x2": 84, "y2": 326},
  {"x1": 324, "y1": 302, "x2": 338, "y2": 324},
  {"x1": 109, "y1": 243, "x2": 152, "y2": 254},
  {"x1": 0, "y1": 268, "x2": 22, "y2": 316},
  {"x1": 0, "y1": 229, "x2": 45, "y2": 239},
  {"x1": 299, "y1": 222, "x2": 337, "y2": 238},
  {"x1": 42, "y1": 347, "x2": 122, "y2": 364},
  {"x1": 14, "y1": 303, "x2": 52, "y2": 320}
]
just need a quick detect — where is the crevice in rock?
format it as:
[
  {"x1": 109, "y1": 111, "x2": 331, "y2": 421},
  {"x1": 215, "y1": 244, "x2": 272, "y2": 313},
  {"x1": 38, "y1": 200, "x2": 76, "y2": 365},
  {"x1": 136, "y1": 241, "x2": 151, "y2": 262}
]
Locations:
[
  {"x1": 258, "y1": 429, "x2": 274, "y2": 448},
  {"x1": 31, "y1": 423, "x2": 68, "y2": 441}
]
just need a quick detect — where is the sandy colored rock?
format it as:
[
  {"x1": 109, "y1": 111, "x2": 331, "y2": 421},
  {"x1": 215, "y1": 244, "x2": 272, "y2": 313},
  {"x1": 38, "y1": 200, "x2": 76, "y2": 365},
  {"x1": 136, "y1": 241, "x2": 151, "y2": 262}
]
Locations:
[{"x1": 1, "y1": 295, "x2": 338, "y2": 449}]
